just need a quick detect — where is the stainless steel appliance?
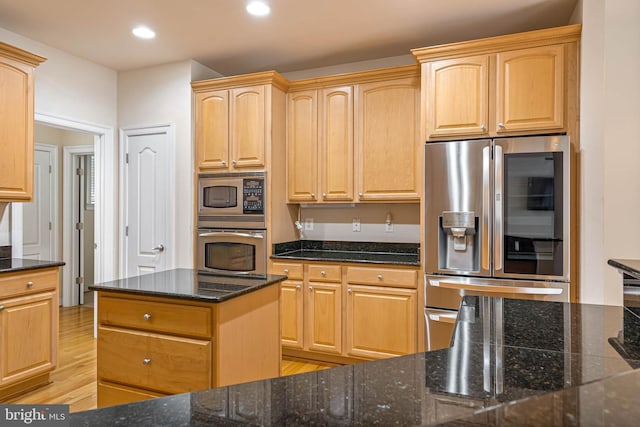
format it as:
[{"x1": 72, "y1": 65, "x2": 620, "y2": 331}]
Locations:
[
  {"x1": 197, "y1": 229, "x2": 267, "y2": 276},
  {"x1": 197, "y1": 172, "x2": 267, "y2": 277},
  {"x1": 198, "y1": 172, "x2": 266, "y2": 229},
  {"x1": 424, "y1": 135, "x2": 571, "y2": 350}
]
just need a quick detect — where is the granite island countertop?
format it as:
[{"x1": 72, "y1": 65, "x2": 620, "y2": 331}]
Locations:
[
  {"x1": 88, "y1": 268, "x2": 287, "y2": 303},
  {"x1": 271, "y1": 240, "x2": 420, "y2": 266},
  {"x1": 0, "y1": 258, "x2": 65, "y2": 274},
  {"x1": 70, "y1": 295, "x2": 640, "y2": 426}
]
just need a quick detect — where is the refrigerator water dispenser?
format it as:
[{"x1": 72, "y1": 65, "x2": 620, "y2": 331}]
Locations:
[{"x1": 439, "y1": 211, "x2": 478, "y2": 272}]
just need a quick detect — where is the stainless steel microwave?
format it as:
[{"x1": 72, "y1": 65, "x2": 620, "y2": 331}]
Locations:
[{"x1": 197, "y1": 172, "x2": 266, "y2": 229}]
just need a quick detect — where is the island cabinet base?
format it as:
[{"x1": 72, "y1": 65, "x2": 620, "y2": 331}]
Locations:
[{"x1": 96, "y1": 284, "x2": 281, "y2": 407}]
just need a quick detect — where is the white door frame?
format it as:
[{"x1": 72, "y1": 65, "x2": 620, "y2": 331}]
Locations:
[
  {"x1": 64, "y1": 145, "x2": 94, "y2": 306},
  {"x1": 119, "y1": 124, "x2": 176, "y2": 279},
  {"x1": 10, "y1": 113, "x2": 117, "y2": 307},
  {"x1": 12, "y1": 143, "x2": 59, "y2": 261}
]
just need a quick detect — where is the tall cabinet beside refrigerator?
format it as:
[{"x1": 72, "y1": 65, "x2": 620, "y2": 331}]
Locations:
[{"x1": 424, "y1": 135, "x2": 571, "y2": 350}]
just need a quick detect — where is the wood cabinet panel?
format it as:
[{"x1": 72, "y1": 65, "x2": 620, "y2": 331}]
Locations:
[
  {"x1": 97, "y1": 326, "x2": 211, "y2": 395},
  {"x1": 271, "y1": 262, "x2": 304, "y2": 280},
  {"x1": 98, "y1": 296, "x2": 212, "y2": 339},
  {"x1": 195, "y1": 90, "x2": 229, "y2": 170},
  {"x1": 426, "y1": 56, "x2": 489, "y2": 138},
  {"x1": 0, "y1": 268, "x2": 58, "y2": 299},
  {"x1": 356, "y1": 77, "x2": 420, "y2": 201},
  {"x1": 345, "y1": 285, "x2": 417, "y2": 359},
  {"x1": 287, "y1": 90, "x2": 318, "y2": 201},
  {"x1": 97, "y1": 381, "x2": 165, "y2": 407},
  {"x1": 496, "y1": 44, "x2": 565, "y2": 133},
  {"x1": 231, "y1": 85, "x2": 266, "y2": 169},
  {"x1": 0, "y1": 292, "x2": 57, "y2": 386},
  {"x1": 308, "y1": 264, "x2": 341, "y2": 282},
  {"x1": 319, "y1": 86, "x2": 354, "y2": 201},
  {"x1": 0, "y1": 43, "x2": 44, "y2": 202},
  {"x1": 280, "y1": 280, "x2": 304, "y2": 349},
  {"x1": 306, "y1": 282, "x2": 342, "y2": 354},
  {"x1": 346, "y1": 266, "x2": 417, "y2": 288}
]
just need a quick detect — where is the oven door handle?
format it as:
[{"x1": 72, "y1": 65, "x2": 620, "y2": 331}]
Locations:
[
  {"x1": 427, "y1": 312, "x2": 458, "y2": 324},
  {"x1": 198, "y1": 231, "x2": 264, "y2": 239},
  {"x1": 431, "y1": 280, "x2": 563, "y2": 295}
]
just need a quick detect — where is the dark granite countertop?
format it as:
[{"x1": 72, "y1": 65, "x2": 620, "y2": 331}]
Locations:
[
  {"x1": 88, "y1": 268, "x2": 286, "y2": 303},
  {"x1": 608, "y1": 258, "x2": 640, "y2": 280},
  {"x1": 0, "y1": 258, "x2": 65, "y2": 274},
  {"x1": 271, "y1": 240, "x2": 420, "y2": 266},
  {"x1": 71, "y1": 295, "x2": 640, "y2": 426}
]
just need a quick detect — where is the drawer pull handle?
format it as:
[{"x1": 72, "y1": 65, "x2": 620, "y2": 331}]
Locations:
[
  {"x1": 347, "y1": 289, "x2": 352, "y2": 294},
  {"x1": 143, "y1": 313, "x2": 152, "y2": 320},
  {"x1": 143, "y1": 358, "x2": 151, "y2": 365},
  {"x1": 321, "y1": 271, "x2": 326, "y2": 276},
  {"x1": 26, "y1": 281, "x2": 34, "y2": 287},
  {"x1": 0, "y1": 305, "x2": 4, "y2": 311},
  {"x1": 283, "y1": 269, "x2": 289, "y2": 274},
  {"x1": 377, "y1": 274, "x2": 383, "y2": 280},
  {"x1": 296, "y1": 285, "x2": 301, "y2": 290}
]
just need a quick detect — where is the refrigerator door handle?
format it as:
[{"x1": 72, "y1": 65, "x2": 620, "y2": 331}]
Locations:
[
  {"x1": 482, "y1": 146, "x2": 491, "y2": 271},
  {"x1": 494, "y1": 144, "x2": 503, "y2": 272},
  {"x1": 433, "y1": 280, "x2": 563, "y2": 295}
]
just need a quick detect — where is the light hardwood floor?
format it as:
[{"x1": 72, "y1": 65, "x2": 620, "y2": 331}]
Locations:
[{"x1": 7, "y1": 306, "x2": 332, "y2": 413}]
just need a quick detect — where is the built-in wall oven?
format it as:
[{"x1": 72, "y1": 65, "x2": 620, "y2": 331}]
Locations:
[
  {"x1": 197, "y1": 172, "x2": 267, "y2": 277},
  {"x1": 424, "y1": 135, "x2": 572, "y2": 350}
]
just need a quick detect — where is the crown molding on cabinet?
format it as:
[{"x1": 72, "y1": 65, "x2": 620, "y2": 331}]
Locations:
[
  {"x1": 287, "y1": 64, "x2": 419, "y2": 91},
  {"x1": 0, "y1": 41, "x2": 47, "y2": 66},
  {"x1": 191, "y1": 70, "x2": 289, "y2": 93}
]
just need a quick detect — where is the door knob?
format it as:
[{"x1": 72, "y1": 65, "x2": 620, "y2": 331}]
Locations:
[
  {"x1": 152, "y1": 244, "x2": 165, "y2": 252},
  {"x1": 143, "y1": 358, "x2": 152, "y2": 365}
]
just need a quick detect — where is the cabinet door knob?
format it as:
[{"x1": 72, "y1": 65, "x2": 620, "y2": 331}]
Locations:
[
  {"x1": 498, "y1": 122, "x2": 505, "y2": 128},
  {"x1": 0, "y1": 305, "x2": 4, "y2": 311},
  {"x1": 143, "y1": 358, "x2": 152, "y2": 365},
  {"x1": 347, "y1": 289, "x2": 352, "y2": 294},
  {"x1": 283, "y1": 269, "x2": 289, "y2": 274},
  {"x1": 320, "y1": 271, "x2": 326, "y2": 276},
  {"x1": 296, "y1": 284, "x2": 301, "y2": 290},
  {"x1": 232, "y1": 159, "x2": 237, "y2": 165},
  {"x1": 311, "y1": 193, "x2": 315, "y2": 198},
  {"x1": 377, "y1": 274, "x2": 383, "y2": 280},
  {"x1": 358, "y1": 192, "x2": 363, "y2": 197},
  {"x1": 481, "y1": 124, "x2": 486, "y2": 131},
  {"x1": 322, "y1": 193, "x2": 327, "y2": 198},
  {"x1": 308, "y1": 286, "x2": 313, "y2": 291},
  {"x1": 221, "y1": 160, "x2": 227, "y2": 166},
  {"x1": 26, "y1": 281, "x2": 34, "y2": 287},
  {"x1": 143, "y1": 313, "x2": 152, "y2": 320}
]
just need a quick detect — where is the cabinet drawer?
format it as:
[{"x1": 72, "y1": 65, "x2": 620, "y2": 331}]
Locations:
[
  {"x1": 98, "y1": 381, "x2": 165, "y2": 408},
  {"x1": 346, "y1": 267, "x2": 417, "y2": 288},
  {"x1": 271, "y1": 262, "x2": 303, "y2": 280},
  {"x1": 0, "y1": 268, "x2": 58, "y2": 299},
  {"x1": 98, "y1": 296, "x2": 212, "y2": 339},
  {"x1": 308, "y1": 265, "x2": 341, "y2": 283},
  {"x1": 98, "y1": 327, "x2": 211, "y2": 395}
]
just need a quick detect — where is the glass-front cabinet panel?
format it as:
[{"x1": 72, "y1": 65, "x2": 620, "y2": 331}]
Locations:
[{"x1": 502, "y1": 151, "x2": 563, "y2": 276}]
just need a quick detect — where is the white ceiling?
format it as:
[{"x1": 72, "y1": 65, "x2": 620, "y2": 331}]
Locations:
[{"x1": 0, "y1": 0, "x2": 578, "y2": 76}]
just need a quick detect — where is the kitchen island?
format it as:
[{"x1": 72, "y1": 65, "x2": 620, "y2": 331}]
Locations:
[
  {"x1": 88, "y1": 269, "x2": 286, "y2": 408},
  {"x1": 71, "y1": 291, "x2": 640, "y2": 425}
]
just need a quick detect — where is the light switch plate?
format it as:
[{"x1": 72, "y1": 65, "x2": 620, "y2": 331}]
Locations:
[
  {"x1": 385, "y1": 222, "x2": 394, "y2": 232},
  {"x1": 305, "y1": 218, "x2": 314, "y2": 231},
  {"x1": 352, "y1": 219, "x2": 361, "y2": 232}
]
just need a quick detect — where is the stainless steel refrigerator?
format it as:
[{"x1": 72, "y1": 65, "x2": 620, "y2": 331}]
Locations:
[{"x1": 424, "y1": 135, "x2": 571, "y2": 350}]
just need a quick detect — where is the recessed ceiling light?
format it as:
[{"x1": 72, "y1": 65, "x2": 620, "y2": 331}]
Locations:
[
  {"x1": 246, "y1": 1, "x2": 270, "y2": 17},
  {"x1": 132, "y1": 26, "x2": 156, "y2": 40}
]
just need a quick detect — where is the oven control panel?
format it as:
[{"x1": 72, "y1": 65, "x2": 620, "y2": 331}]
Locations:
[{"x1": 243, "y1": 178, "x2": 265, "y2": 214}]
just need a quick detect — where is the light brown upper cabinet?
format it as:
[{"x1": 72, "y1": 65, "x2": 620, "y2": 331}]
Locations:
[
  {"x1": 287, "y1": 66, "x2": 419, "y2": 203},
  {"x1": 0, "y1": 43, "x2": 45, "y2": 202},
  {"x1": 193, "y1": 72, "x2": 288, "y2": 172},
  {"x1": 287, "y1": 86, "x2": 354, "y2": 203},
  {"x1": 355, "y1": 76, "x2": 420, "y2": 201},
  {"x1": 414, "y1": 25, "x2": 580, "y2": 141}
]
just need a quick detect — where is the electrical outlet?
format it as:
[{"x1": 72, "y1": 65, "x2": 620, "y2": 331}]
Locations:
[
  {"x1": 305, "y1": 218, "x2": 314, "y2": 231},
  {"x1": 352, "y1": 218, "x2": 361, "y2": 232},
  {"x1": 385, "y1": 222, "x2": 394, "y2": 232}
]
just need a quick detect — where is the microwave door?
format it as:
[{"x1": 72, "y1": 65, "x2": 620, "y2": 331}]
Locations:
[{"x1": 493, "y1": 136, "x2": 570, "y2": 282}]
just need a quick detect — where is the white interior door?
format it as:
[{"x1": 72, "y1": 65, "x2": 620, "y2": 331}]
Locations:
[
  {"x1": 123, "y1": 125, "x2": 173, "y2": 278},
  {"x1": 23, "y1": 145, "x2": 56, "y2": 261}
]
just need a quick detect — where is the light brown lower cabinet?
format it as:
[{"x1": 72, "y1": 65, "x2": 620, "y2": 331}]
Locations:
[
  {"x1": 272, "y1": 261, "x2": 419, "y2": 363},
  {"x1": 96, "y1": 284, "x2": 280, "y2": 407},
  {"x1": 0, "y1": 267, "x2": 60, "y2": 401}
]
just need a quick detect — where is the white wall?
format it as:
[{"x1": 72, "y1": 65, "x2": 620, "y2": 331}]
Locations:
[
  {"x1": 118, "y1": 60, "x2": 220, "y2": 269},
  {"x1": 578, "y1": 0, "x2": 640, "y2": 305}
]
